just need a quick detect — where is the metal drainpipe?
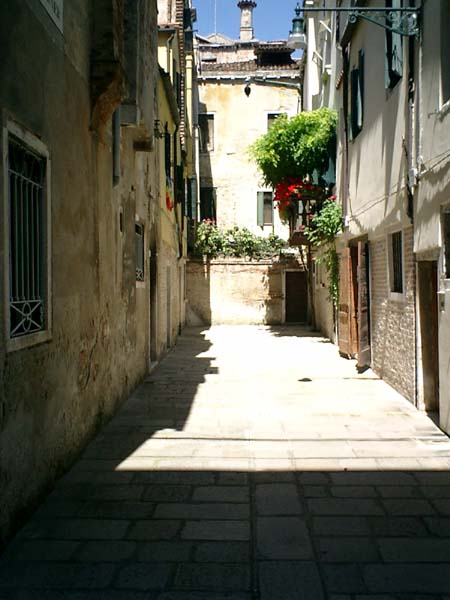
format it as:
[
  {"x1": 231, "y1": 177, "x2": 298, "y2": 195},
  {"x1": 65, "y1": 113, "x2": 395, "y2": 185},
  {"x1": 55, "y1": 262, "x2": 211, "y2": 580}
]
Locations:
[
  {"x1": 167, "y1": 32, "x2": 175, "y2": 76},
  {"x1": 194, "y1": 125, "x2": 201, "y2": 223}
]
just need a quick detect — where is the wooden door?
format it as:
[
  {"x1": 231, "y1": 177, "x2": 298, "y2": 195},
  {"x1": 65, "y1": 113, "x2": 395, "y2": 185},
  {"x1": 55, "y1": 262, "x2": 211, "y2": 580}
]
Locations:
[
  {"x1": 357, "y1": 241, "x2": 371, "y2": 370},
  {"x1": 418, "y1": 261, "x2": 440, "y2": 412},
  {"x1": 285, "y1": 271, "x2": 308, "y2": 323}
]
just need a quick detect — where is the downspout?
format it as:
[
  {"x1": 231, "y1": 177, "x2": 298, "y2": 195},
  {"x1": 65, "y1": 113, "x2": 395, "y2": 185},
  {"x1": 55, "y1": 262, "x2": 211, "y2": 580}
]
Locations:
[
  {"x1": 409, "y1": 0, "x2": 422, "y2": 408},
  {"x1": 167, "y1": 32, "x2": 175, "y2": 76}
]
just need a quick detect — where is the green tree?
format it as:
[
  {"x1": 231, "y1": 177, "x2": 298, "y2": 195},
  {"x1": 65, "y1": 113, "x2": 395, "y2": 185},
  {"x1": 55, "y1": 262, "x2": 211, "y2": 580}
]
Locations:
[{"x1": 249, "y1": 108, "x2": 337, "y2": 187}]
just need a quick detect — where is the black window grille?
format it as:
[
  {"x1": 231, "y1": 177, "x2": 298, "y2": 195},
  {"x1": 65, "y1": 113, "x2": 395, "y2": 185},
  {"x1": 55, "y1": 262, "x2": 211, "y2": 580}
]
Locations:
[
  {"x1": 391, "y1": 231, "x2": 403, "y2": 293},
  {"x1": 8, "y1": 137, "x2": 46, "y2": 338},
  {"x1": 135, "y1": 223, "x2": 144, "y2": 282}
]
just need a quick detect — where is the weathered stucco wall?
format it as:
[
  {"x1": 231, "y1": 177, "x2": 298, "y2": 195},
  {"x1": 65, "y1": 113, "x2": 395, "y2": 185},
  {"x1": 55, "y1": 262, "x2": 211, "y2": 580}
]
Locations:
[
  {"x1": 0, "y1": 0, "x2": 159, "y2": 547},
  {"x1": 199, "y1": 81, "x2": 299, "y2": 239},
  {"x1": 343, "y1": 15, "x2": 410, "y2": 239},
  {"x1": 186, "y1": 258, "x2": 304, "y2": 325}
]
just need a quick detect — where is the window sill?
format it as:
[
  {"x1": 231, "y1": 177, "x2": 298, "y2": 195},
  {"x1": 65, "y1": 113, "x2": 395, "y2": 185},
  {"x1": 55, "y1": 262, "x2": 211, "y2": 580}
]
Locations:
[
  {"x1": 136, "y1": 281, "x2": 146, "y2": 289},
  {"x1": 389, "y1": 291, "x2": 405, "y2": 302},
  {"x1": 7, "y1": 330, "x2": 52, "y2": 353}
]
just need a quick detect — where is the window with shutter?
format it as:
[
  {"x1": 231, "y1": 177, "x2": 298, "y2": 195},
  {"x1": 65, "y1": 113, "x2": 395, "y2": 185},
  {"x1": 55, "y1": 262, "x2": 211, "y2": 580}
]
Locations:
[
  {"x1": 199, "y1": 114, "x2": 214, "y2": 152},
  {"x1": 257, "y1": 191, "x2": 273, "y2": 226},
  {"x1": 385, "y1": 0, "x2": 403, "y2": 90}
]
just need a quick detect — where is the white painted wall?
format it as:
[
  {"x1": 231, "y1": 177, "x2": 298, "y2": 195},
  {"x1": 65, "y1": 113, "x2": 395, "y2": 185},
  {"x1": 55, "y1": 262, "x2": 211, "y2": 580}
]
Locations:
[{"x1": 415, "y1": 2, "x2": 450, "y2": 432}]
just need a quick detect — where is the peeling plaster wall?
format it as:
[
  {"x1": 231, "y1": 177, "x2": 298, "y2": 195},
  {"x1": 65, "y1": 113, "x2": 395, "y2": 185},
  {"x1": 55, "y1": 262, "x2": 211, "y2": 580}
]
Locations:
[
  {"x1": 199, "y1": 81, "x2": 299, "y2": 239},
  {"x1": 0, "y1": 0, "x2": 158, "y2": 547}
]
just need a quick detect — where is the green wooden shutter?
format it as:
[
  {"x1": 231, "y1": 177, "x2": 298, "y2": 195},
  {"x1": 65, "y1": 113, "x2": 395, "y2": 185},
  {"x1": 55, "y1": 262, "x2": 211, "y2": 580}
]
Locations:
[
  {"x1": 257, "y1": 192, "x2": 264, "y2": 227},
  {"x1": 350, "y1": 68, "x2": 359, "y2": 138}
]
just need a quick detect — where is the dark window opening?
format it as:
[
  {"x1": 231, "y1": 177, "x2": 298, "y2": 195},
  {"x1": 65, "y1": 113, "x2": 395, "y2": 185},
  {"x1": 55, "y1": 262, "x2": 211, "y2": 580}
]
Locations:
[
  {"x1": 135, "y1": 223, "x2": 144, "y2": 282},
  {"x1": 199, "y1": 114, "x2": 214, "y2": 153},
  {"x1": 200, "y1": 187, "x2": 216, "y2": 221},
  {"x1": 390, "y1": 231, "x2": 403, "y2": 293},
  {"x1": 165, "y1": 125, "x2": 172, "y2": 178},
  {"x1": 267, "y1": 113, "x2": 286, "y2": 130},
  {"x1": 441, "y1": 1, "x2": 450, "y2": 104},
  {"x1": 443, "y1": 211, "x2": 450, "y2": 279}
]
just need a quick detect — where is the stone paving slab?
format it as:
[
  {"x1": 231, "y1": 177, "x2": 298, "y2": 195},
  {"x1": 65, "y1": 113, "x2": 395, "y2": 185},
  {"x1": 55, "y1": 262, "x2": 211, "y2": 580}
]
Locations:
[{"x1": 2, "y1": 326, "x2": 450, "y2": 599}]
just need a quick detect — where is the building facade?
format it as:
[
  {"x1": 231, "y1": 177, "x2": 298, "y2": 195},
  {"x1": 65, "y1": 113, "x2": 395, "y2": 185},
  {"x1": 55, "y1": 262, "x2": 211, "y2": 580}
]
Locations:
[
  {"x1": 0, "y1": 0, "x2": 199, "y2": 547},
  {"x1": 303, "y1": 0, "x2": 449, "y2": 420},
  {"x1": 197, "y1": 1, "x2": 301, "y2": 240}
]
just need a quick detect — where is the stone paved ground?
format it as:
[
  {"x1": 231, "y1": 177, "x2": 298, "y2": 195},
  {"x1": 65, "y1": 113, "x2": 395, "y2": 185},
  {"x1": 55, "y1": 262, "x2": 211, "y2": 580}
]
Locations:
[{"x1": 2, "y1": 325, "x2": 450, "y2": 599}]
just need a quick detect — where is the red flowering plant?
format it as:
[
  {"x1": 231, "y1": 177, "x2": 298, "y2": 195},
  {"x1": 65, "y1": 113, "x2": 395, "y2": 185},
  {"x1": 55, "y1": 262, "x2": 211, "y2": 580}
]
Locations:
[{"x1": 274, "y1": 177, "x2": 327, "y2": 233}]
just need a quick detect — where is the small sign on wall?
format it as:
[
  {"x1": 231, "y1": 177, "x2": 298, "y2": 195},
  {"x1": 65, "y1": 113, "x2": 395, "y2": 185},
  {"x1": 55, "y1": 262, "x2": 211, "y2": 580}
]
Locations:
[{"x1": 39, "y1": 0, "x2": 63, "y2": 32}]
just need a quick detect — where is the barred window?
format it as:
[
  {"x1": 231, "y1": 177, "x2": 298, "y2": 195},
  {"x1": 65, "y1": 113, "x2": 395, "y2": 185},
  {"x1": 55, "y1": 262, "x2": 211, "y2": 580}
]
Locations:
[
  {"x1": 8, "y1": 136, "x2": 47, "y2": 339},
  {"x1": 135, "y1": 223, "x2": 144, "y2": 282}
]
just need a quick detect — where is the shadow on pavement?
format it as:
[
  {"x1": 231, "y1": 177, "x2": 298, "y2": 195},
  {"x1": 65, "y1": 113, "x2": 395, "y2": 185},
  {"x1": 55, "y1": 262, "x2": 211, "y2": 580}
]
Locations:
[{"x1": 1, "y1": 327, "x2": 450, "y2": 599}]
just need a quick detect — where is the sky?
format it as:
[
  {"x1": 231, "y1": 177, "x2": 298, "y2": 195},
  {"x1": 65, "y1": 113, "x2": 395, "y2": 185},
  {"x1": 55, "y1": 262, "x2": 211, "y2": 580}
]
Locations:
[{"x1": 194, "y1": 0, "x2": 298, "y2": 42}]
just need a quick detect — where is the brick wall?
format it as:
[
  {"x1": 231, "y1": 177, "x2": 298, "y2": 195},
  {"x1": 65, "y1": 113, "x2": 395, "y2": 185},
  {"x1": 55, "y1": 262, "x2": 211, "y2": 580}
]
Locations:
[{"x1": 370, "y1": 226, "x2": 416, "y2": 402}]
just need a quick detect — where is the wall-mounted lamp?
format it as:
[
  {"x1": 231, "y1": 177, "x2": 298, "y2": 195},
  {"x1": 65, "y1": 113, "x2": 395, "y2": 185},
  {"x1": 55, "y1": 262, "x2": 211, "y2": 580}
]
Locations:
[
  {"x1": 301, "y1": 5, "x2": 420, "y2": 38},
  {"x1": 154, "y1": 119, "x2": 164, "y2": 139},
  {"x1": 287, "y1": 3, "x2": 307, "y2": 50},
  {"x1": 242, "y1": 76, "x2": 302, "y2": 97}
]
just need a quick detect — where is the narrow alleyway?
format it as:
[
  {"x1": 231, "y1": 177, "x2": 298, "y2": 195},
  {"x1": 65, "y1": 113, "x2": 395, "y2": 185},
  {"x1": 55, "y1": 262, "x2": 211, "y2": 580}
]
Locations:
[{"x1": 2, "y1": 326, "x2": 450, "y2": 599}]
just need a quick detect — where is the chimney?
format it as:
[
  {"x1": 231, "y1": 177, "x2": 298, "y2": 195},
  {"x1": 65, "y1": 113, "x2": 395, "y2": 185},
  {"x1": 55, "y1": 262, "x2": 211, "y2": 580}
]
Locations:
[{"x1": 237, "y1": 1, "x2": 257, "y2": 42}]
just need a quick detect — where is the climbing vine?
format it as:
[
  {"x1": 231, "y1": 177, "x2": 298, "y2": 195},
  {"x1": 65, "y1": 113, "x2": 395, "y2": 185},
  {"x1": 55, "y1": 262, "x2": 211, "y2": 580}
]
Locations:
[{"x1": 305, "y1": 197, "x2": 342, "y2": 307}]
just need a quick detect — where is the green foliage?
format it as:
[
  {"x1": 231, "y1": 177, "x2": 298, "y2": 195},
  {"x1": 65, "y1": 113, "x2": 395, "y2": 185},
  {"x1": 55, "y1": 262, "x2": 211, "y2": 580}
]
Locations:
[
  {"x1": 194, "y1": 221, "x2": 286, "y2": 259},
  {"x1": 305, "y1": 199, "x2": 342, "y2": 307},
  {"x1": 249, "y1": 108, "x2": 337, "y2": 188},
  {"x1": 306, "y1": 198, "x2": 342, "y2": 247}
]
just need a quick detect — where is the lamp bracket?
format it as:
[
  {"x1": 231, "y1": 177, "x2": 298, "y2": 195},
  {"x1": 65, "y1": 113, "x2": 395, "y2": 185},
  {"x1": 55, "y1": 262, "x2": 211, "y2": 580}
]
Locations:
[{"x1": 304, "y1": 7, "x2": 420, "y2": 38}]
